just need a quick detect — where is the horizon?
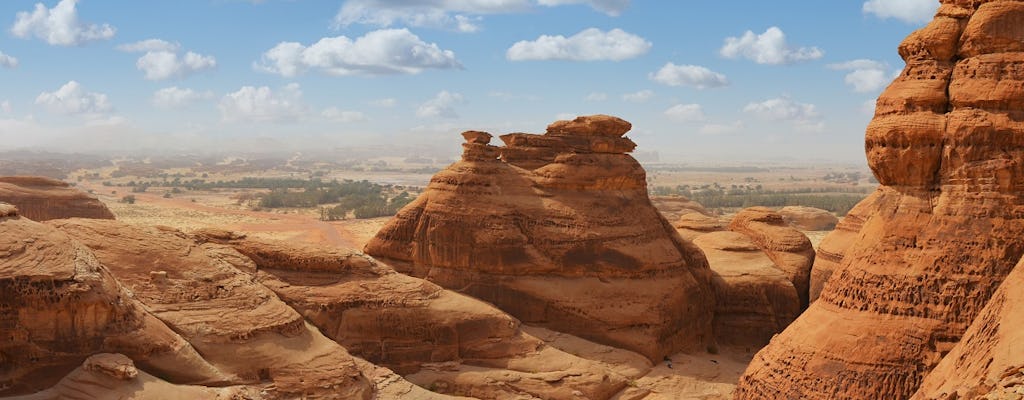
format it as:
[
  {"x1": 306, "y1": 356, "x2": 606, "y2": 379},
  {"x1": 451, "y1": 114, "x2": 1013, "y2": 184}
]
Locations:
[{"x1": 0, "y1": 0, "x2": 940, "y2": 163}]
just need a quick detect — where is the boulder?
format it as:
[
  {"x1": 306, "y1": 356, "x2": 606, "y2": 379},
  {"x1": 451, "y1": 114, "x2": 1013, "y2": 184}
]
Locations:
[{"x1": 777, "y1": 206, "x2": 839, "y2": 231}]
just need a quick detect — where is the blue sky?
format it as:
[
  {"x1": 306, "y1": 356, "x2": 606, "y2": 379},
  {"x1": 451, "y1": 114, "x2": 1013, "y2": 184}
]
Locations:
[{"x1": 0, "y1": 0, "x2": 941, "y2": 162}]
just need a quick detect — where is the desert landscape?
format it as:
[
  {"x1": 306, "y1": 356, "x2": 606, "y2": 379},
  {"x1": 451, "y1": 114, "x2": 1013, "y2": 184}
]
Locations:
[{"x1": 5, "y1": 0, "x2": 1024, "y2": 399}]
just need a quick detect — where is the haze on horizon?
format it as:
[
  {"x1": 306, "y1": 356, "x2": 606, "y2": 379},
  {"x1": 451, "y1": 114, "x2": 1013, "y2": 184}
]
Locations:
[{"x1": 0, "y1": 0, "x2": 940, "y2": 164}]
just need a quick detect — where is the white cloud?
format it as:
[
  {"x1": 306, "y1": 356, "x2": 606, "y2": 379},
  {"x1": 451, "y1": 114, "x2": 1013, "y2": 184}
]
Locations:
[
  {"x1": 135, "y1": 51, "x2": 216, "y2": 81},
  {"x1": 11, "y1": 0, "x2": 115, "y2": 46},
  {"x1": 536, "y1": 0, "x2": 631, "y2": 16},
  {"x1": 116, "y1": 39, "x2": 180, "y2": 52},
  {"x1": 369, "y1": 98, "x2": 398, "y2": 107},
  {"x1": 664, "y1": 104, "x2": 705, "y2": 122},
  {"x1": 744, "y1": 96, "x2": 824, "y2": 133},
  {"x1": 622, "y1": 89, "x2": 654, "y2": 103},
  {"x1": 744, "y1": 96, "x2": 819, "y2": 121},
  {"x1": 322, "y1": 107, "x2": 368, "y2": 122},
  {"x1": 699, "y1": 121, "x2": 743, "y2": 135},
  {"x1": 506, "y1": 28, "x2": 651, "y2": 61},
  {"x1": 828, "y1": 59, "x2": 894, "y2": 93},
  {"x1": 333, "y1": 0, "x2": 531, "y2": 32},
  {"x1": 416, "y1": 90, "x2": 465, "y2": 118},
  {"x1": 720, "y1": 27, "x2": 823, "y2": 65},
  {"x1": 0, "y1": 51, "x2": 17, "y2": 68},
  {"x1": 35, "y1": 80, "x2": 111, "y2": 115},
  {"x1": 256, "y1": 29, "x2": 461, "y2": 77},
  {"x1": 649, "y1": 63, "x2": 729, "y2": 89},
  {"x1": 863, "y1": 0, "x2": 938, "y2": 24},
  {"x1": 584, "y1": 92, "x2": 608, "y2": 101},
  {"x1": 219, "y1": 83, "x2": 308, "y2": 123},
  {"x1": 1, "y1": 101, "x2": 10, "y2": 113},
  {"x1": 152, "y1": 87, "x2": 214, "y2": 109}
]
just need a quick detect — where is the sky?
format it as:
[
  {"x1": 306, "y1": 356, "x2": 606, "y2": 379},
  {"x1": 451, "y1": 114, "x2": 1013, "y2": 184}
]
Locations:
[{"x1": 0, "y1": 0, "x2": 942, "y2": 163}]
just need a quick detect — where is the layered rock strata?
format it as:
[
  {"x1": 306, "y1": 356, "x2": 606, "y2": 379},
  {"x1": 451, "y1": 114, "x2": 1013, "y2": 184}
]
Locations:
[
  {"x1": 737, "y1": 2, "x2": 1024, "y2": 398},
  {"x1": 365, "y1": 115, "x2": 716, "y2": 360},
  {"x1": 0, "y1": 176, "x2": 114, "y2": 221}
]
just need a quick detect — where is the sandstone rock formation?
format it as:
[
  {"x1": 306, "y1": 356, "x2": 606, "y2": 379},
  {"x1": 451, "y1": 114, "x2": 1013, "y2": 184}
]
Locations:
[
  {"x1": 777, "y1": 206, "x2": 838, "y2": 231},
  {"x1": 737, "y1": 2, "x2": 1024, "y2": 398},
  {"x1": 807, "y1": 193, "x2": 875, "y2": 302},
  {"x1": 47, "y1": 219, "x2": 375, "y2": 399},
  {"x1": 651, "y1": 195, "x2": 712, "y2": 221},
  {"x1": 728, "y1": 207, "x2": 814, "y2": 309},
  {"x1": 693, "y1": 231, "x2": 800, "y2": 348},
  {"x1": 912, "y1": 255, "x2": 1024, "y2": 399},
  {"x1": 674, "y1": 211, "x2": 726, "y2": 241},
  {"x1": 365, "y1": 115, "x2": 716, "y2": 361},
  {"x1": 0, "y1": 176, "x2": 114, "y2": 221},
  {"x1": 0, "y1": 206, "x2": 230, "y2": 395}
]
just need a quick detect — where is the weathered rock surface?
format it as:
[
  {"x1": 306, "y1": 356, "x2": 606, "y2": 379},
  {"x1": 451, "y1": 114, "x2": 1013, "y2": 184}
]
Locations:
[
  {"x1": 0, "y1": 176, "x2": 114, "y2": 221},
  {"x1": 737, "y1": 2, "x2": 1024, "y2": 398},
  {"x1": 912, "y1": 255, "x2": 1024, "y2": 400},
  {"x1": 365, "y1": 115, "x2": 715, "y2": 361},
  {"x1": 777, "y1": 206, "x2": 838, "y2": 231},
  {"x1": 807, "y1": 193, "x2": 875, "y2": 302},
  {"x1": 7, "y1": 354, "x2": 254, "y2": 400},
  {"x1": 728, "y1": 207, "x2": 814, "y2": 309},
  {"x1": 693, "y1": 231, "x2": 800, "y2": 348},
  {"x1": 0, "y1": 206, "x2": 227, "y2": 395},
  {"x1": 674, "y1": 211, "x2": 725, "y2": 241},
  {"x1": 48, "y1": 219, "x2": 375, "y2": 399},
  {"x1": 652, "y1": 195, "x2": 712, "y2": 222}
]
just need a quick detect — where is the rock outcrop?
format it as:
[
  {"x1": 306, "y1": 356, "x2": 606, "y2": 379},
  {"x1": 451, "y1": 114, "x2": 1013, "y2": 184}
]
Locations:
[
  {"x1": 0, "y1": 206, "x2": 227, "y2": 396},
  {"x1": 728, "y1": 207, "x2": 814, "y2": 309},
  {"x1": 0, "y1": 176, "x2": 114, "y2": 221},
  {"x1": 777, "y1": 206, "x2": 838, "y2": 231},
  {"x1": 193, "y1": 228, "x2": 633, "y2": 399},
  {"x1": 674, "y1": 211, "x2": 726, "y2": 241},
  {"x1": 365, "y1": 115, "x2": 716, "y2": 361},
  {"x1": 737, "y1": 2, "x2": 1024, "y2": 398},
  {"x1": 912, "y1": 255, "x2": 1024, "y2": 399},
  {"x1": 48, "y1": 219, "x2": 375, "y2": 399}
]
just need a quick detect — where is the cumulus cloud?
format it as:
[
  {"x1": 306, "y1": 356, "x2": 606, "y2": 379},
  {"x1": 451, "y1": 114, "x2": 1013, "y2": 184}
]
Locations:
[
  {"x1": 135, "y1": 51, "x2": 217, "y2": 81},
  {"x1": 116, "y1": 39, "x2": 180, "y2": 52},
  {"x1": 35, "y1": 80, "x2": 111, "y2": 114},
  {"x1": 219, "y1": 83, "x2": 308, "y2": 123},
  {"x1": 0, "y1": 51, "x2": 17, "y2": 68},
  {"x1": 11, "y1": 0, "x2": 115, "y2": 46},
  {"x1": 322, "y1": 107, "x2": 368, "y2": 122},
  {"x1": 584, "y1": 92, "x2": 608, "y2": 101},
  {"x1": 118, "y1": 39, "x2": 216, "y2": 81},
  {"x1": 664, "y1": 104, "x2": 705, "y2": 122},
  {"x1": 535, "y1": 0, "x2": 631, "y2": 16},
  {"x1": 649, "y1": 63, "x2": 729, "y2": 89},
  {"x1": 333, "y1": 0, "x2": 530, "y2": 32},
  {"x1": 828, "y1": 59, "x2": 895, "y2": 93},
  {"x1": 744, "y1": 96, "x2": 824, "y2": 132},
  {"x1": 506, "y1": 28, "x2": 650, "y2": 61},
  {"x1": 622, "y1": 89, "x2": 654, "y2": 103},
  {"x1": 699, "y1": 121, "x2": 744, "y2": 135},
  {"x1": 256, "y1": 29, "x2": 461, "y2": 77},
  {"x1": 416, "y1": 90, "x2": 465, "y2": 118},
  {"x1": 152, "y1": 87, "x2": 214, "y2": 109},
  {"x1": 720, "y1": 27, "x2": 823, "y2": 65},
  {"x1": 863, "y1": 0, "x2": 938, "y2": 24}
]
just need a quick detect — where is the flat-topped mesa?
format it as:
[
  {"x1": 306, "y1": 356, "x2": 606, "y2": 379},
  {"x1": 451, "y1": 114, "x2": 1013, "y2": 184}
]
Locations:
[
  {"x1": 737, "y1": 2, "x2": 1024, "y2": 399},
  {"x1": 366, "y1": 115, "x2": 716, "y2": 361},
  {"x1": 0, "y1": 176, "x2": 114, "y2": 221}
]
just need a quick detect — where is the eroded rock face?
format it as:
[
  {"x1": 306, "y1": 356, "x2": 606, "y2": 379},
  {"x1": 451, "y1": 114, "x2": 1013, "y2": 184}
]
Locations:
[
  {"x1": 365, "y1": 115, "x2": 716, "y2": 360},
  {"x1": 777, "y1": 206, "x2": 838, "y2": 231},
  {"x1": 729, "y1": 207, "x2": 814, "y2": 309},
  {"x1": 737, "y1": 3, "x2": 1024, "y2": 398},
  {"x1": 912, "y1": 255, "x2": 1024, "y2": 400},
  {"x1": 48, "y1": 219, "x2": 375, "y2": 399},
  {"x1": 0, "y1": 176, "x2": 114, "y2": 221},
  {"x1": 0, "y1": 208, "x2": 225, "y2": 395}
]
